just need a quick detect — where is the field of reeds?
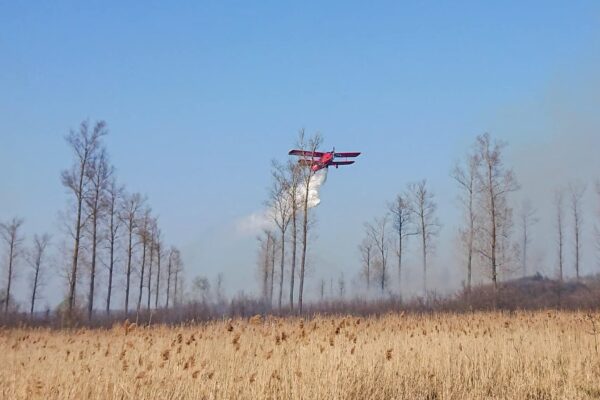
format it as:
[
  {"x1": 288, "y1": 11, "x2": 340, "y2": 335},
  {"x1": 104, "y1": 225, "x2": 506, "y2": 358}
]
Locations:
[{"x1": 2, "y1": 311, "x2": 600, "y2": 399}]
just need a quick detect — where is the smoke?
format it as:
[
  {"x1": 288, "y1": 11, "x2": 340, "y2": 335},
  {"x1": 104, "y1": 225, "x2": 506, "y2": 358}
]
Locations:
[
  {"x1": 303, "y1": 169, "x2": 328, "y2": 208},
  {"x1": 236, "y1": 168, "x2": 329, "y2": 236}
]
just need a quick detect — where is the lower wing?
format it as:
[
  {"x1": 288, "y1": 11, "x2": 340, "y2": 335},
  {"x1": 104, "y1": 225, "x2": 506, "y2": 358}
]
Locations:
[{"x1": 331, "y1": 161, "x2": 355, "y2": 166}]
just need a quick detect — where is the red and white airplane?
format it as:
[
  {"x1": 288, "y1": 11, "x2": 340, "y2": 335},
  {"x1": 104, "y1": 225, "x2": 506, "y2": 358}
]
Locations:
[{"x1": 288, "y1": 148, "x2": 361, "y2": 172}]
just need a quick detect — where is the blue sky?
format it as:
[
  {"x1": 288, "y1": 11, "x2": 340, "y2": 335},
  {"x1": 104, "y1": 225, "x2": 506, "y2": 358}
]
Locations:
[{"x1": 1, "y1": 2, "x2": 600, "y2": 306}]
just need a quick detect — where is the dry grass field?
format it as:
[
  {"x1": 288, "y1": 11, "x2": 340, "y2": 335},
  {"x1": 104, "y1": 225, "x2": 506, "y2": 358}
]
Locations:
[{"x1": 2, "y1": 311, "x2": 600, "y2": 399}]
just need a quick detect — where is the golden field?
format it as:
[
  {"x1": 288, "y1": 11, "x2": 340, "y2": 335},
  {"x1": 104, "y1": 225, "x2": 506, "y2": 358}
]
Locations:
[{"x1": 2, "y1": 311, "x2": 600, "y2": 399}]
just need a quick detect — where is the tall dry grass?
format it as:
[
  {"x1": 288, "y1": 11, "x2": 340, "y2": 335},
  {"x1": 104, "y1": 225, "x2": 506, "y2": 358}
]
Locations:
[{"x1": 1, "y1": 311, "x2": 600, "y2": 399}]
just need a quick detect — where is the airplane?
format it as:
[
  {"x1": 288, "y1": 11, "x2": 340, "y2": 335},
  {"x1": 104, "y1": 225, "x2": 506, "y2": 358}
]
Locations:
[{"x1": 288, "y1": 147, "x2": 361, "y2": 172}]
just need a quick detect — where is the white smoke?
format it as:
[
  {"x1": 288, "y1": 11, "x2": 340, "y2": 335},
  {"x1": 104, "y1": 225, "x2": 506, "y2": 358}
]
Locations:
[
  {"x1": 302, "y1": 168, "x2": 328, "y2": 208},
  {"x1": 236, "y1": 168, "x2": 329, "y2": 236}
]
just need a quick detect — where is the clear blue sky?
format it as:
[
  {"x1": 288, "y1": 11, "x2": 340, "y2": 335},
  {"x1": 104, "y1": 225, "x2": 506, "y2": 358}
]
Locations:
[{"x1": 1, "y1": 2, "x2": 600, "y2": 306}]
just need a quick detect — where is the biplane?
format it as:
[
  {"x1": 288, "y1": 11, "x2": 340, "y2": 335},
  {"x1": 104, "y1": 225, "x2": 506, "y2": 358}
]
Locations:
[{"x1": 288, "y1": 148, "x2": 361, "y2": 172}]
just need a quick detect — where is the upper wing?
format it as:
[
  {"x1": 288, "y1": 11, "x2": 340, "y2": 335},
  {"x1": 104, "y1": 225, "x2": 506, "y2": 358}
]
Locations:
[
  {"x1": 289, "y1": 149, "x2": 324, "y2": 157},
  {"x1": 331, "y1": 161, "x2": 355, "y2": 166},
  {"x1": 334, "y1": 152, "x2": 361, "y2": 158}
]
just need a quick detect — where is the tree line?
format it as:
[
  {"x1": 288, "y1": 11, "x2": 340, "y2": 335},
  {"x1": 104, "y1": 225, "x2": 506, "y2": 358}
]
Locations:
[
  {"x1": 1, "y1": 120, "x2": 185, "y2": 322},
  {"x1": 258, "y1": 131, "x2": 600, "y2": 307}
]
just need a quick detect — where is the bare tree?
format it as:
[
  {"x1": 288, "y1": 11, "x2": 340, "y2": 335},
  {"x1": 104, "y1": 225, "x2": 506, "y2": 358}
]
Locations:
[
  {"x1": 121, "y1": 192, "x2": 144, "y2": 314},
  {"x1": 61, "y1": 120, "x2": 107, "y2": 316},
  {"x1": 388, "y1": 193, "x2": 413, "y2": 298},
  {"x1": 0, "y1": 218, "x2": 24, "y2": 314},
  {"x1": 518, "y1": 200, "x2": 538, "y2": 277},
  {"x1": 27, "y1": 234, "x2": 51, "y2": 317},
  {"x1": 192, "y1": 275, "x2": 211, "y2": 303},
  {"x1": 269, "y1": 161, "x2": 293, "y2": 310},
  {"x1": 358, "y1": 238, "x2": 373, "y2": 292},
  {"x1": 137, "y1": 208, "x2": 152, "y2": 313},
  {"x1": 85, "y1": 147, "x2": 111, "y2": 321},
  {"x1": 365, "y1": 215, "x2": 390, "y2": 294},
  {"x1": 319, "y1": 278, "x2": 325, "y2": 301},
  {"x1": 475, "y1": 133, "x2": 519, "y2": 289},
  {"x1": 408, "y1": 180, "x2": 440, "y2": 296},
  {"x1": 555, "y1": 189, "x2": 565, "y2": 282},
  {"x1": 297, "y1": 130, "x2": 323, "y2": 312},
  {"x1": 105, "y1": 177, "x2": 123, "y2": 314},
  {"x1": 214, "y1": 273, "x2": 225, "y2": 304},
  {"x1": 338, "y1": 272, "x2": 345, "y2": 299},
  {"x1": 452, "y1": 151, "x2": 479, "y2": 292},
  {"x1": 569, "y1": 181, "x2": 586, "y2": 280}
]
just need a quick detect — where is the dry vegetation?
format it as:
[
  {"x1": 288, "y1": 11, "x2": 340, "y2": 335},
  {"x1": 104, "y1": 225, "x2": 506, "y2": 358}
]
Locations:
[{"x1": 2, "y1": 311, "x2": 600, "y2": 399}]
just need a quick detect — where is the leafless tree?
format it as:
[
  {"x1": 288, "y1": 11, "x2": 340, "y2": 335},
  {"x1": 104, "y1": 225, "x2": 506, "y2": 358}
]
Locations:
[
  {"x1": 137, "y1": 208, "x2": 152, "y2": 313},
  {"x1": 569, "y1": 181, "x2": 586, "y2": 280},
  {"x1": 121, "y1": 192, "x2": 144, "y2": 314},
  {"x1": 338, "y1": 272, "x2": 345, "y2": 299},
  {"x1": 214, "y1": 273, "x2": 225, "y2": 304},
  {"x1": 408, "y1": 180, "x2": 440, "y2": 296},
  {"x1": 85, "y1": 147, "x2": 111, "y2": 321},
  {"x1": 555, "y1": 189, "x2": 566, "y2": 282},
  {"x1": 365, "y1": 215, "x2": 390, "y2": 294},
  {"x1": 105, "y1": 177, "x2": 123, "y2": 314},
  {"x1": 61, "y1": 120, "x2": 107, "y2": 316},
  {"x1": 452, "y1": 151, "x2": 479, "y2": 292},
  {"x1": 297, "y1": 130, "x2": 323, "y2": 312},
  {"x1": 192, "y1": 275, "x2": 211, "y2": 303},
  {"x1": 27, "y1": 234, "x2": 51, "y2": 317},
  {"x1": 319, "y1": 278, "x2": 325, "y2": 301},
  {"x1": 518, "y1": 200, "x2": 538, "y2": 277},
  {"x1": 358, "y1": 238, "x2": 373, "y2": 292},
  {"x1": 166, "y1": 247, "x2": 183, "y2": 309},
  {"x1": 388, "y1": 193, "x2": 413, "y2": 298},
  {"x1": 474, "y1": 133, "x2": 519, "y2": 289},
  {"x1": 0, "y1": 218, "x2": 24, "y2": 314},
  {"x1": 269, "y1": 160, "x2": 293, "y2": 310}
]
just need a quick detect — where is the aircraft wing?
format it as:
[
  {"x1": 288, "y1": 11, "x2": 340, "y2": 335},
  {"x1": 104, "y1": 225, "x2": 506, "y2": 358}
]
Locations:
[
  {"x1": 289, "y1": 149, "x2": 324, "y2": 157},
  {"x1": 334, "y1": 152, "x2": 361, "y2": 158},
  {"x1": 331, "y1": 161, "x2": 355, "y2": 166},
  {"x1": 297, "y1": 159, "x2": 318, "y2": 167}
]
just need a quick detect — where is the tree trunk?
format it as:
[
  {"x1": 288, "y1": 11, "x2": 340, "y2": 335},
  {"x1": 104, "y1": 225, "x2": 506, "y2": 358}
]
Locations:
[
  {"x1": 289, "y1": 207, "x2": 297, "y2": 310},
  {"x1": 125, "y1": 224, "x2": 133, "y2": 314},
  {"x1": 88, "y1": 211, "x2": 98, "y2": 321},
  {"x1": 30, "y1": 263, "x2": 40, "y2": 317},
  {"x1": 68, "y1": 163, "x2": 86, "y2": 315},
  {"x1": 278, "y1": 230, "x2": 285, "y2": 310},
  {"x1": 137, "y1": 239, "x2": 147, "y2": 312},
  {"x1": 298, "y1": 197, "x2": 309, "y2": 313},
  {"x1": 270, "y1": 237, "x2": 276, "y2": 306},
  {"x1": 147, "y1": 241, "x2": 154, "y2": 309},
  {"x1": 155, "y1": 246, "x2": 161, "y2": 309},
  {"x1": 166, "y1": 257, "x2": 172, "y2": 309},
  {"x1": 5, "y1": 242, "x2": 14, "y2": 314}
]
